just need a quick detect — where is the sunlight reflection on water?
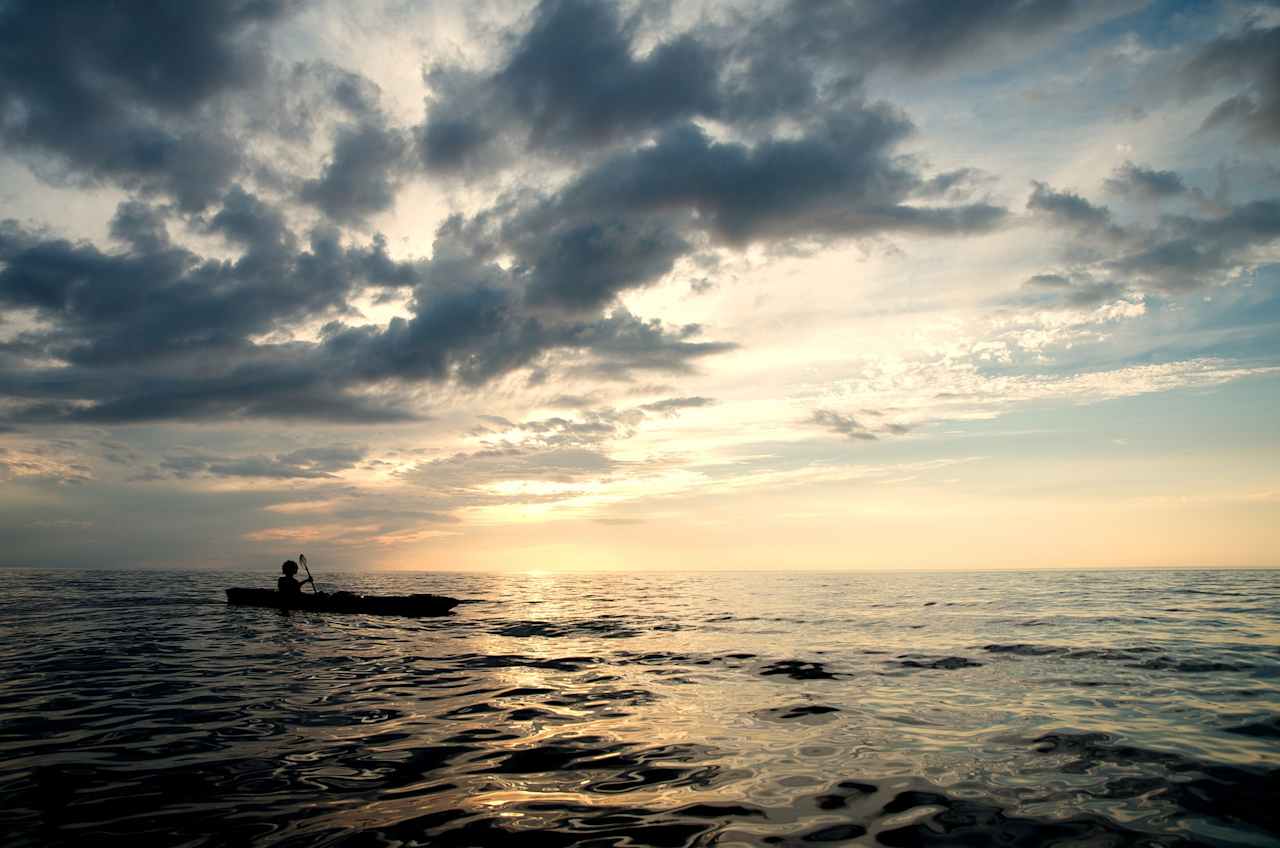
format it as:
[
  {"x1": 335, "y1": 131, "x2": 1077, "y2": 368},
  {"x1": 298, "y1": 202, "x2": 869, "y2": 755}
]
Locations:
[{"x1": 1, "y1": 568, "x2": 1278, "y2": 846}]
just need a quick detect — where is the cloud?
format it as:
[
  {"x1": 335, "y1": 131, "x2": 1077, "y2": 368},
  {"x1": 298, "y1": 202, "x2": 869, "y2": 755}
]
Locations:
[
  {"x1": 739, "y1": 0, "x2": 1143, "y2": 82},
  {"x1": 1025, "y1": 171, "x2": 1280, "y2": 295},
  {"x1": 0, "y1": 196, "x2": 736, "y2": 426},
  {"x1": 3, "y1": 1, "x2": 1275, "y2": 571},
  {"x1": 559, "y1": 311, "x2": 737, "y2": 379},
  {"x1": 639, "y1": 396, "x2": 714, "y2": 415},
  {"x1": 408, "y1": 1, "x2": 1012, "y2": 339},
  {"x1": 0, "y1": 0, "x2": 291, "y2": 208},
  {"x1": 1106, "y1": 199, "x2": 1280, "y2": 292},
  {"x1": 0, "y1": 188, "x2": 364, "y2": 364},
  {"x1": 500, "y1": 0, "x2": 719, "y2": 147},
  {"x1": 301, "y1": 119, "x2": 411, "y2": 224},
  {"x1": 1021, "y1": 272, "x2": 1128, "y2": 309},
  {"x1": 1104, "y1": 162, "x2": 1186, "y2": 201},
  {"x1": 395, "y1": 396, "x2": 716, "y2": 509},
  {"x1": 409, "y1": 445, "x2": 617, "y2": 491},
  {"x1": 0, "y1": 444, "x2": 94, "y2": 484},
  {"x1": 508, "y1": 411, "x2": 639, "y2": 448},
  {"x1": 810, "y1": 410, "x2": 878, "y2": 441},
  {"x1": 914, "y1": 168, "x2": 995, "y2": 200},
  {"x1": 160, "y1": 446, "x2": 367, "y2": 480},
  {"x1": 1027, "y1": 181, "x2": 1122, "y2": 236},
  {"x1": 444, "y1": 113, "x2": 1005, "y2": 319},
  {"x1": 522, "y1": 219, "x2": 692, "y2": 312},
  {"x1": 546, "y1": 393, "x2": 602, "y2": 409},
  {"x1": 546, "y1": 118, "x2": 1006, "y2": 247},
  {"x1": 1183, "y1": 22, "x2": 1280, "y2": 143},
  {"x1": 243, "y1": 521, "x2": 457, "y2": 546},
  {"x1": 418, "y1": 0, "x2": 720, "y2": 170},
  {"x1": 109, "y1": 200, "x2": 172, "y2": 253},
  {"x1": 816, "y1": 357, "x2": 1279, "y2": 433},
  {"x1": 417, "y1": 0, "x2": 1126, "y2": 174}
]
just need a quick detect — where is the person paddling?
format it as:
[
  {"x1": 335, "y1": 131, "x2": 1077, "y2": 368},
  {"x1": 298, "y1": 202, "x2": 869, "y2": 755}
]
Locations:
[{"x1": 278, "y1": 560, "x2": 313, "y2": 596}]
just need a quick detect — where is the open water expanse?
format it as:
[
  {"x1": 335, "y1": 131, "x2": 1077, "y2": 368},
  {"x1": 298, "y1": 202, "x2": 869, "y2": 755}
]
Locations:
[{"x1": 1, "y1": 567, "x2": 1278, "y2": 847}]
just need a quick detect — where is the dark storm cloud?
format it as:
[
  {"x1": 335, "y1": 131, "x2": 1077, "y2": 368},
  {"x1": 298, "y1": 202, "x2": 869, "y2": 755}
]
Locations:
[
  {"x1": 319, "y1": 283, "x2": 534, "y2": 386},
  {"x1": 108, "y1": 200, "x2": 173, "y2": 253},
  {"x1": 545, "y1": 116, "x2": 893, "y2": 244},
  {"x1": 1183, "y1": 22, "x2": 1280, "y2": 143},
  {"x1": 497, "y1": 0, "x2": 720, "y2": 148},
  {"x1": 0, "y1": 301, "x2": 730, "y2": 427},
  {"x1": 0, "y1": 188, "x2": 415, "y2": 423},
  {"x1": 1104, "y1": 162, "x2": 1187, "y2": 201},
  {"x1": 549, "y1": 117, "x2": 1004, "y2": 244},
  {"x1": 323, "y1": 295, "x2": 734, "y2": 390},
  {"x1": 207, "y1": 185, "x2": 295, "y2": 254},
  {"x1": 0, "y1": 0, "x2": 291, "y2": 208},
  {"x1": 300, "y1": 120, "x2": 411, "y2": 224},
  {"x1": 0, "y1": 356, "x2": 422, "y2": 426},
  {"x1": 473, "y1": 115, "x2": 1005, "y2": 312},
  {"x1": 712, "y1": 0, "x2": 1142, "y2": 126},
  {"x1": 418, "y1": 83, "x2": 493, "y2": 172},
  {"x1": 743, "y1": 0, "x2": 1139, "y2": 81},
  {"x1": 411, "y1": 0, "x2": 1012, "y2": 322},
  {"x1": 1, "y1": 0, "x2": 1068, "y2": 433},
  {"x1": 0, "y1": 188, "x2": 358, "y2": 369},
  {"x1": 0, "y1": 189, "x2": 735, "y2": 426},
  {"x1": 419, "y1": 0, "x2": 720, "y2": 170},
  {"x1": 419, "y1": 0, "x2": 1135, "y2": 171},
  {"x1": 521, "y1": 219, "x2": 691, "y2": 311}
]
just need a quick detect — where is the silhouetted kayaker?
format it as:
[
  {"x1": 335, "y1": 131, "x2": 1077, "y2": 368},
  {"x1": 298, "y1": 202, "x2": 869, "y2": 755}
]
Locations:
[{"x1": 278, "y1": 560, "x2": 313, "y2": 595}]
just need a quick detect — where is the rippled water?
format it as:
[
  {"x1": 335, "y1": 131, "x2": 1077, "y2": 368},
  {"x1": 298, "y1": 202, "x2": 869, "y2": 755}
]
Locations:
[{"x1": 2, "y1": 568, "x2": 1278, "y2": 847}]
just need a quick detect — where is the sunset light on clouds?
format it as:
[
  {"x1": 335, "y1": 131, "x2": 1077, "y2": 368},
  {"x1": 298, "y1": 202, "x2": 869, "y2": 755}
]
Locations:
[{"x1": 1, "y1": 0, "x2": 1277, "y2": 571}]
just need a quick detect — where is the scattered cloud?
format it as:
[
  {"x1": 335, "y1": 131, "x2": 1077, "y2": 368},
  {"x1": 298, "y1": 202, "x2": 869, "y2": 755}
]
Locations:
[
  {"x1": 1183, "y1": 21, "x2": 1280, "y2": 143},
  {"x1": 159, "y1": 446, "x2": 367, "y2": 480},
  {"x1": 1104, "y1": 161, "x2": 1187, "y2": 200},
  {"x1": 810, "y1": 410, "x2": 879, "y2": 441},
  {"x1": 0, "y1": 0, "x2": 292, "y2": 208},
  {"x1": 1027, "y1": 181, "x2": 1123, "y2": 238}
]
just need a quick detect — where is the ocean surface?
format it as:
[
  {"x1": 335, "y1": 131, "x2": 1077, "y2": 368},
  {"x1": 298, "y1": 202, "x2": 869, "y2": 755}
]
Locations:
[{"x1": 2, "y1": 568, "x2": 1278, "y2": 848}]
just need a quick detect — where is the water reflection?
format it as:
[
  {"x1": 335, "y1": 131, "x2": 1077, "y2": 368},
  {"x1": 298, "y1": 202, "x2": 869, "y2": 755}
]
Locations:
[{"x1": 2, "y1": 568, "x2": 1278, "y2": 846}]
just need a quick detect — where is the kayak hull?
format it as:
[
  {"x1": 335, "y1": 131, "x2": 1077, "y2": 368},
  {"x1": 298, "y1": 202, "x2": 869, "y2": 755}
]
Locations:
[{"x1": 225, "y1": 587, "x2": 459, "y2": 617}]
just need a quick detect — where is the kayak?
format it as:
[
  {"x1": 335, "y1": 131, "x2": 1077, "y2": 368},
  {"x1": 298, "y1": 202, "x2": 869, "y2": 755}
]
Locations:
[{"x1": 225, "y1": 587, "x2": 460, "y2": 617}]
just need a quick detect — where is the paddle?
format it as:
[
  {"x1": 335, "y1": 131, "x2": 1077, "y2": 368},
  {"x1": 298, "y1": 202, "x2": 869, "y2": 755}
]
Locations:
[{"x1": 299, "y1": 553, "x2": 318, "y2": 594}]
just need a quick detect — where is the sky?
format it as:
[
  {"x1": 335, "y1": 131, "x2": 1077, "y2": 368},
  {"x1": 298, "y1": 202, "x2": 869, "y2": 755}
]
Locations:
[{"x1": 1, "y1": 0, "x2": 1278, "y2": 572}]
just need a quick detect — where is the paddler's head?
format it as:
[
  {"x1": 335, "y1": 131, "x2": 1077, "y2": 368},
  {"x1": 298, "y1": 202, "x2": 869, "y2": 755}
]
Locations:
[{"x1": 282, "y1": 560, "x2": 299, "y2": 575}]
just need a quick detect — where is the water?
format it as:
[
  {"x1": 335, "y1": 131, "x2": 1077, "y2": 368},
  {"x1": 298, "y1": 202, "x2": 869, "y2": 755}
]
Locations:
[{"x1": 1, "y1": 568, "x2": 1277, "y2": 847}]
